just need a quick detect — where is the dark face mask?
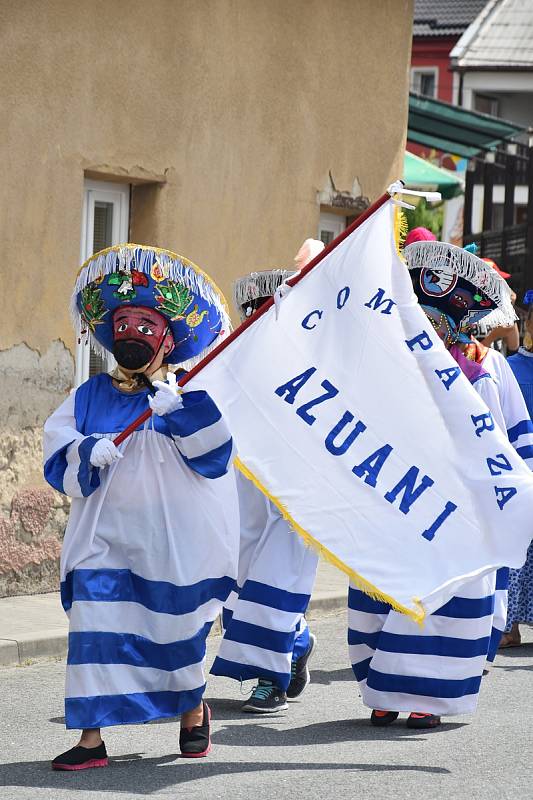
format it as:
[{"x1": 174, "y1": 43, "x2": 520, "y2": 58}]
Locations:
[{"x1": 112, "y1": 339, "x2": 155, "y2": 371}]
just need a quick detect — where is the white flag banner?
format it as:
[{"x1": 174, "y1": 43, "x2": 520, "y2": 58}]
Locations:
[{"x1": 189, "y1": 199, "x2": 533, "y2": 621}]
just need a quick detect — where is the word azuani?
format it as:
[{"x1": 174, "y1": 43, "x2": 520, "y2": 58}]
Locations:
[{"x1": 273, "y1": 286, "x2": 518, "y2": 541}]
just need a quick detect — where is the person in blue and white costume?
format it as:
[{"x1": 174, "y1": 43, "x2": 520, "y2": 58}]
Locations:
[
  {"x1": 501, "y1": 291, "x2": 533, "y2": 647},
  {"x1": 348, "y1": 237, "x2": 532, "y2": 730},
  {"x1": 211, "y1": 241, "x2": 323, "y2": 713},
  {"x1": 43, "y1": 244, "x2": 239, "y2": 769}
]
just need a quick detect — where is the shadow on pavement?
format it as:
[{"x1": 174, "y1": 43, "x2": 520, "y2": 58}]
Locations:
[
  {"x1": 309, "y1": 667, "x2": 354, "y2": 685},
  {"x1": 494, "y1": 642, "x2": 533, "y2": 671},
  {"x1": 0, "y1": 754, "x2": 450, "y2": 794},
  {"x1": 211, "y1": 717, "x2": 467, "y2": 747}
]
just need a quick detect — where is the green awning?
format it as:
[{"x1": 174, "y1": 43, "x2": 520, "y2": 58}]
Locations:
[
  {"x1": 408, "y1": 92, "x2": 525, "y2": 158},
  {"x1": 403, "y1": 151, "x2": 463, "y2": 200}
]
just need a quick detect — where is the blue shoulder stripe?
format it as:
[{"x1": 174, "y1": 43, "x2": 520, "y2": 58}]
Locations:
[
  {"x1": 44, "y1": 441, "x2": 73, "y2": 494},
  {"x1": 61, "y1": 569, "x2": 233, "y2": 614},
  {"x1": 77, "y1": 437, "x2": 101, "y2": 497},
  {"x1": 507, "y1": 419, "x2": 533, "y2": 443},
  {"x1": 166, "y1": 391, "x2": 222, "y2": 438},
  {"x1": 180, "y1": 438, "x2": 234, "y2": 479}
]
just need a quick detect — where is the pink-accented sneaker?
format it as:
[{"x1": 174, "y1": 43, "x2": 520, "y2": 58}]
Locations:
[
  {"x1": 370, "y1": 709, "x2": 399, "y2": 726},
  {"x1": 52, "y1": 742, "x2": 108, "y2": 771},
  {"x1": 179, "y1": 702, "x2": 211, "y2": 758},
  {"x1": 406, "y1": 712, "x2": 441, "y2": 729}
]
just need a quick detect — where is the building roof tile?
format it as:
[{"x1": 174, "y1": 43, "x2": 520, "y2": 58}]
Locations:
[
  {"x1": 414, "y1": 0, "x2": 489, "y2": 37},
  {"x1": 451, "y1": 0, "x2": 533, "y2": 68}
]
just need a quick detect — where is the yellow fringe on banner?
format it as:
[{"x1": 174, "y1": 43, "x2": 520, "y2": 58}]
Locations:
[
  {"x1": 394, "y1": 206, "x2": 409, "y2": 260},
  {"x1": 235, "y1": 456, "x2": 426, "y2": 625}
]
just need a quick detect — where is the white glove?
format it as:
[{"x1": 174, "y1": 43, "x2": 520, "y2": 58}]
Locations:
[
  {"x1": 89, "y1": 438, "x2": 124, "y2": 468},
  {"x1": 148, "y1": 372, "x2": 183, "y2": 416}
]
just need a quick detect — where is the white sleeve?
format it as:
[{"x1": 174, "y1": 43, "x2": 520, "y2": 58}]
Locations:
[
  {"x1": 484, "y1": 349, "x2": 533, "y2": 469},
  {"x1": 472, "y1": 375, "x2": 507, "y2": 434},
  {"x1": 43, "y1": 391, "x2": 101, "y2": 497}
]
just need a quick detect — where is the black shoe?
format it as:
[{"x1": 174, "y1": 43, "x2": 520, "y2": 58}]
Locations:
[
  {"x1": 406, "y1": 712, "x2": 441, "y2": 729},
  {"x1": 52, "y1": 742, "x2": 108, "y2": 771},
  {"x1": 287, "y1": 632, "x2": 317, "y2": 699},
  {"x1": 241, "y1": 679, "x2": 288, "y2": 713},
  {"x1": 180, "y1": 701, "x2": 211, "y2": 758},
  {"x1": 370, "y1": 710, "x2": 399, "y2": 727}
]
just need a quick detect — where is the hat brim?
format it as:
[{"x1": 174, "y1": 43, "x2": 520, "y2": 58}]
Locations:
[{"x1": 72, "y1": 244, "x2": 230, "y2": 365}]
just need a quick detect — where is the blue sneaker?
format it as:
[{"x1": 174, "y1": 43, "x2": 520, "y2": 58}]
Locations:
[
  {"x1": 287, "y1": 632, "x2": 316, "y2": 699},
  {"x1": 241, "y1": 679, "x2": 288, "y2": 713}
]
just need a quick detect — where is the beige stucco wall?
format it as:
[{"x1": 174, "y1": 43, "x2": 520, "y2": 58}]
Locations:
[{"x1": 0, "y1": 0, "x2": 413, "y2": 595}]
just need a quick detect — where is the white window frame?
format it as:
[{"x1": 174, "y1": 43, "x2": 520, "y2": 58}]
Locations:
[
  {"x1": 318, "y1": 211, "x2": 346, "y2": 246},
  {"x1": 76, "y1": 179, "x2": 130, "y2": 386},
  {"x1": 473, "y1": 92, "x2": 499, "y2": 117},
  {"x1": 411, "y1": 67, "x2": 439, "y2": 99}
]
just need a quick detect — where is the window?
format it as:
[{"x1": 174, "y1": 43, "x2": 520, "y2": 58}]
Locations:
[
  {"x1": 411, "y1": 67, "x2": 438, "y2": 98},
  {"x1": 76, "y1": 179, "x2": 130, "y2": 386},
  {"x1": 318, "y1": 211, "x2": 346, "y2": 246},
  {"x1": 474, "y1": 93, "x2": 499, "y2": 117}
]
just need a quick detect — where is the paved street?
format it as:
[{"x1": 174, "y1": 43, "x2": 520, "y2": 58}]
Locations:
[{"x1": 1, "y1": 609, "x2": 532, "y2": 800}]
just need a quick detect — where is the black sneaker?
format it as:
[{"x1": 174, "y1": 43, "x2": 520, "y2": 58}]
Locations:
[
  {"x1": 370, "y1": 710, "x2": 399, "y2": 727},
  {"x1": 52, "y1": 742, "x2": 108, "y2": 771},
  {"x1": 406, "y1": 712, "x2": 441, "y2": 729},
  {"x1": 287, "y1": 632, "x2": 317, "y2": 699},
  {"x1": 180, "y1": 701, "x2": 211, "y2": 758},
  {"x1": 241, "y1": 679, "x2": 288, "y2": 713}
]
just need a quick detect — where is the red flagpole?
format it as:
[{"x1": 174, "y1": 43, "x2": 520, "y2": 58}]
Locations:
[{"x1": 114, "y1": 190, "x2": 392, "y2": 446}]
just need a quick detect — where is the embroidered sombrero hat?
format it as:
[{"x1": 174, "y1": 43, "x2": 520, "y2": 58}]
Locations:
[
  {"x1": 233, "y1": 269, "x2": 296, "y2": 320},
  {"x1": 72, "y1": 244, "x2": 230, "y2": 364},
  {"x1": 404, "y1": 240, "x2": 516, "y2": 330},
  {"x1": 232, "y1": 239, "x2": 325, "y2": 321}
]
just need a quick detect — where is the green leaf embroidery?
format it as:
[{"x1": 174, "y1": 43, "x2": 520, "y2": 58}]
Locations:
[
  {"x1": 81, "y1": 284, "x2": 107, "y2": 331},
  {"x1": 156, "y1": 280, "x2": 193, "y2": 320}
]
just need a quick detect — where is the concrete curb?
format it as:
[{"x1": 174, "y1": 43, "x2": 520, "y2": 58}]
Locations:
[
  {"x1": 0, "y1": 631, "x2": 68, "y2": 667},
  {"x1": 0, "y1": 592, "x2": 346, "y2": 668}
]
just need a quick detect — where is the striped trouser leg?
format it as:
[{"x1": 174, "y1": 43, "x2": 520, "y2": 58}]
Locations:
[
  {"x1": 347, "y1": 582, "x2": 390, "y2": 695},
  {"x1": 487, "y1": 568, "x2": 509, "y2": 662},
  {"x1": 212, "y1": 517, "x2": 318, "y2": 691},
  {"x1": 360, "y1": 572, "x2": 496, "y2": 716}
]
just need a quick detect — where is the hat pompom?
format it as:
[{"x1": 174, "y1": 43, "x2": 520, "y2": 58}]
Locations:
[
  {"x1": 404, "y1": 227, "x2": 437, "y2": 247},
  {"x1": 294, "y1": 238, "x2": 325, "y2": 270}
]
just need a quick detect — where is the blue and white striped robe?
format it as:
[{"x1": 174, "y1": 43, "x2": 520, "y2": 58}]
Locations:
[
  {"x1": 348, "y1": 351, "x2": 533, "y2": 716},
  {"x1": 211, "y1": 471, "x2": 318, "y2": 691},
  {"x1": 43, "y1": 373, "x2": 239, "y2": 730}
]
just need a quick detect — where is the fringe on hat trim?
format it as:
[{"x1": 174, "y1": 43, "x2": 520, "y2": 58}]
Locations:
[
  {"x1": 404, "y1": 240, "x2": 516, "y2": 328},
  {"x1": 233, "y1": 269, "x2": 296, "y2": 309},
  {"x1": 70, "y1": 243, "x2": 231, "y2": 360},
  {"x1": 234, "y1": 455, "x2": 427, "y2": 625}
]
